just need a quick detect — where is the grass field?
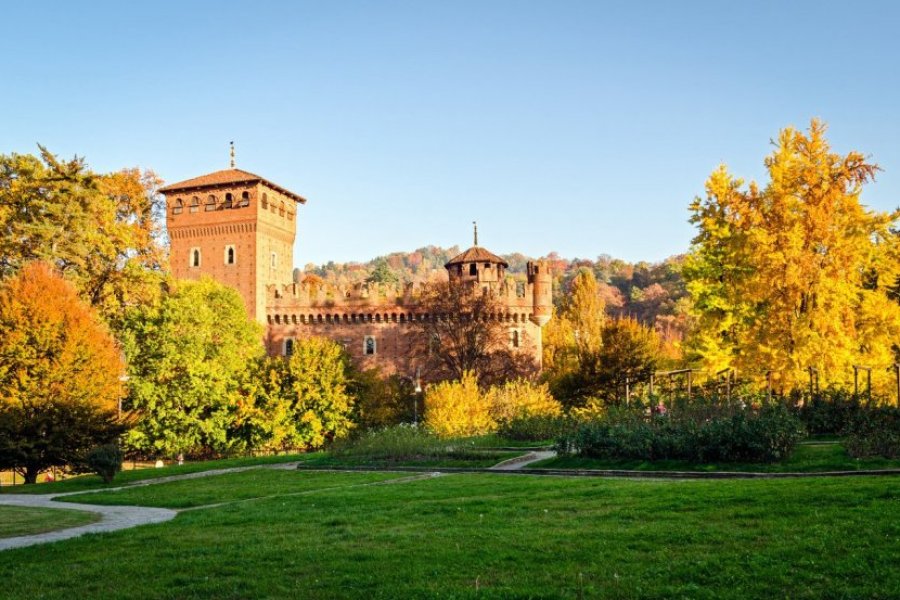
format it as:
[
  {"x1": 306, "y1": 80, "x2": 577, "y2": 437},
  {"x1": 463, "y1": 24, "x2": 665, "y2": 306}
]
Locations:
[
  {"x1": 0, "y1": 467, "x2": 897, "y2": 599},
  {"x1": 0, "y1": 453, "x2": 319, "y2": 495},
  {"x1": 533, "y1": 442, "x2": 900, "y2": 473},
  {"x1": 0, "y1": 505, "x2": 99, "y2": 539}
]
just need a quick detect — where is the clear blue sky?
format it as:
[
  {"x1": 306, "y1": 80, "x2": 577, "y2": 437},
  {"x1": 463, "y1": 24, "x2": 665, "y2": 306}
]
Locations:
[{"x1": 3, "y1": 1, "x2": 899, "y2": 267}]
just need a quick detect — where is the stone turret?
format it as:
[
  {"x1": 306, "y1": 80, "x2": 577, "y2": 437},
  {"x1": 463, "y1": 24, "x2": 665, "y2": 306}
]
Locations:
[{"x1": 527, "y1": 259, "x2": 552, "y2": 326}]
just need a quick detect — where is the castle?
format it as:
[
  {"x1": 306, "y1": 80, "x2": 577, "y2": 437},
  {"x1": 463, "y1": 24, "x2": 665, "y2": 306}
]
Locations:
[{"x1": 160, "y1": 161, "x2": 552, "y2": 381}]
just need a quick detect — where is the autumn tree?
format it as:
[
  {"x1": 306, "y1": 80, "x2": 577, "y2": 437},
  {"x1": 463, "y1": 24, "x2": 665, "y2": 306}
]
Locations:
[
  {"x1": 120, "y1": 278, "x2": 264, "y2": 458},
  {"x1": 685, "y1": 120, "x2": 900, "y2": 391},
  {"x1": 542, "y1": 269, "x2": 608, "y2": 405},
  {"x1": 592, "y1": 318, "x2": 662, "y2": 403},
  {"x1": 414, "y1": 282, "x2": 536, "y2": 385},
  {"x1": 0, "y1": 263, "x2": 126, "y2": 483},
  {"x1": 0, "y1": 147, "x2": 166, "y2": 329},
  {"x1": 236, "y1": 338, "x2": 355, "y2": 450}
]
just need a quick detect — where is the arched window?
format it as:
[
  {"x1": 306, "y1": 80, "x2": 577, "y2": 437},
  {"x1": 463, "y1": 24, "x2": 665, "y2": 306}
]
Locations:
[
  {"x1": 172, "y1": 198, "x2": 184, "y2": 215},
  {"x1": 190, "y1": 197, "x2": 200, "y2": 213},
  {"x1": 191, "y1": 248, "x2": 201, "y2": 267},
  {"x1": 279, "y1": 201, "x2": 285, "y2": 217},
  {"x1": 284, "y1": 338, "x2": 294, "y2": 357},
  {"x1": 224, "y1": 193, "x2": 233, "y2": 209},
  {"x1": 364, "y1": 336, "x2": 376, "y2": 355},
  {"x1": 205, "y1": 195, "x2": 217, "y2": 211},
  {"x1": 240, "y1": 191, "x2": 250, "y2": 207},
  {"x1": 261, "y1": 193, "x2": 268, "y2": 209},
  {"x1": 225, "y1": 245, "x2": 235, "y2": 265},
  {"x1": 511, "y1": 330, "x2": 520, "y2": 348}
]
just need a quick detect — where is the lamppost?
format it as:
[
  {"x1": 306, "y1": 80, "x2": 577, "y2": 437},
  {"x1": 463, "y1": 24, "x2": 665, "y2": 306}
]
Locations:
[{"x1": 413, "y1": 367, "x2": 422, "y2": 426}]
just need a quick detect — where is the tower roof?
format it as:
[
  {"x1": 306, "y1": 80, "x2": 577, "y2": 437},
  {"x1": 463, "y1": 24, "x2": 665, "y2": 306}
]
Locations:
[
  {"x1": 159, "y1": 168, "x2": 307, "y2": 204},
  {"x1": 445, "y1": 246, "x2": 509, "y2": 269}
]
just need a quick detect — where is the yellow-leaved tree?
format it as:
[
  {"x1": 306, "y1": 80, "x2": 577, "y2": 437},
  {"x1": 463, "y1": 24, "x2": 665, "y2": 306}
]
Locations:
[{"x1": 684, "y1": 120, "x2": 900, "y2": 392}]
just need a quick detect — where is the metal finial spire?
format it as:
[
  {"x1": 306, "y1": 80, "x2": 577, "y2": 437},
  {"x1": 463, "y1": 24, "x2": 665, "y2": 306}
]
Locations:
[
  {"x1": 229, "y1": 141, "x2": 235, "y2": 168},
  {"x1": 473, "y1": 221, "x2": 478, "y2": 246}
]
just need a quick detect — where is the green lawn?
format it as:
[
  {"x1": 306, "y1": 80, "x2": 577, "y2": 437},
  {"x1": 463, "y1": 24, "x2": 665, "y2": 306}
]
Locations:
[
  {"x1": 533, "y1": 442, "x2": 900, "y2": 473},
  {"x1": 0, "y1": 505, "x2": 99, "y2": 539},
  {"x1": 0, "y1": 469, "x2": 897, "y2": 598},
  {"x1": 0, "y1": 453, "x2": 321, "y2": 495}
]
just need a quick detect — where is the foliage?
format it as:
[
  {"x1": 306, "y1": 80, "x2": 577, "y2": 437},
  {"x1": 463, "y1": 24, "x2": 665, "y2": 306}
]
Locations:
[
  {"x1": 796, "y1": 388, "x2": 865, "y2": 435},
  {"x1": 424, "y1": 372, "x2": 494, "y2": 438},
  {"x1": 0, "y1": 400, "x2": 127, "y2": 484},
  {"x1": 276, "y1": 337, "x2": 355, "y2": 448},
  {"x1": 487, "y1": 379, "x2": 562, "y2": 423},
  {"x1": 414, "y1": 282, "x2": 536, "y2": 384},
  {"x1": 331, "y1": 425, "x2": 441, "y2": 460},
  {"x1": 234, "y1": 338, "x2": 355, "y2": 452},
  {"x1": 0, "y1": 147, "x2": 166, "y2": 329},
  {"x1": 496, "y1": 414, "x2": 568, "y2": 442},
  {"x1": 684, "y1": 120, "x2": 900, "y2": 391},
  {"x1": 348, "y1": 370, "x2": 418, "y2": 429},
  {"x1": 121, "y1": 277, "x2": 264, "y2": 458},
  {"x1": 844, "y1": 406, "x2": 900, "y2": 459},
  {"x1": 591, "y1": 318, "x2": 662, "y2": 403},
  {"x1": 83, "y1": 444, "x2": 124, "y2": 483},
  {"x1": 557, "y1": 401, "x2": 805, "y2": 463},
  {"x1": 0, "y1": 262, "x2": 126, "y2": 483}
]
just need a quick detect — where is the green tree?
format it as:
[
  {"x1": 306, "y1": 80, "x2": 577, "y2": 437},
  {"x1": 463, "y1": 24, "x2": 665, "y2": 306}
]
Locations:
[
  {"x1": 593, "y1": 318, "x2": 662, "y2": 403},
  {"x1": 235, "y1": 338, "x2": 356, "y2": 451},
  {"x1": 121, "y1": 277, "x2": 264, "y2": 458},
  {"x1": 366, "y1": 258, "x2": 400, "y2": 284},
  {"x1": 0, "y1": 147, "x2": 166, "y2": 329},
  {"x1": 0, "y1": 262, "x2": 126, "y2": 483}
]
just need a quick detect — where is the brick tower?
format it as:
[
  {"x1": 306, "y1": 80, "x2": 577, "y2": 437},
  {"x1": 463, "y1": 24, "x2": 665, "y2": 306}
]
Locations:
[{"x1": 159, "y1": 153, "x2": 306, "y2": 323}]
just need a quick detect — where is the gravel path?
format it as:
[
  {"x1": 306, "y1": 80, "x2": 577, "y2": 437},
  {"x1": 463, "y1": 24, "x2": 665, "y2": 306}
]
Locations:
[
  {"x1": 0, "y1": 461, "x2": 302, "y2": 551},
  {"x1": 0, "y1": 493, "x2": 176, "y2": 551},
  {"x1": 490, "y1": 450, "x2": 557, "y2": 470}
]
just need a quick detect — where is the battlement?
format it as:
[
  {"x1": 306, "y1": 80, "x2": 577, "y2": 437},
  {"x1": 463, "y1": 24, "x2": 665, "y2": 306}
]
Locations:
[{"x1": 266, "y1": 277, "x2": 539, "y2": 310}]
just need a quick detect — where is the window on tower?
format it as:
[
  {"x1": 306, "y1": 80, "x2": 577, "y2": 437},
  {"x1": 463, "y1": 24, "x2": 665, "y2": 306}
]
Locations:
[
  {"x1": 271, "y1": 252, "x2": 278, "y2": 268},
  {"x1": 240, "y1": 191, "x2": 250, "y2": 207},
  {"x1": 261, "y1": 193, "x2": 268, "y2": 209},
  {"x1": 191, "y1": 248, "x2": 201, "y2": 267},
  {"x1": 511, "y1": 330, "x2": 520, "y2": 348},
  {"x1": 469, "y1": 263, "x2": 477, "y2": 276},
  {"x1": 224, "y1": 193, "x2": 233, "y2": 209},
  {"x1": 172, "y1": 198, "x2": 183, "y2": 215},
  {"x1": 190, "y1": 197, "x2": 200, "y2": 213},
  {"x1": 284, "y1": 338, "x2": 295, "y2": 357},
  {"x1": 205, "y1": 195, "x2": 217, "y2": 211},
  {"x1": 279, "y1": 201, "x2": 285, "y2": 217},
  {"x1": 225, "y1": 245, "x2": 236, "y2": 265},
  {"x1": 364, "y1": 336, "x2": 376, "y2": 355}
]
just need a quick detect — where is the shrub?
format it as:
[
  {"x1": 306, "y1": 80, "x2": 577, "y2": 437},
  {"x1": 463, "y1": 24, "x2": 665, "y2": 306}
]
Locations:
[
  {"x1": 797, "y1": 388, "x2": 865, "y2": 435},
  {"x1": 331, "y1": 425, "x2": 487, "y2": 463},
  {"x1": 85, "y1": 443, "x2": 124, "y2": 483},
  {"x1": 844, "y1": 406, "x2": 900, "y2": 458},
  {"x1": 424, "y1": 372, "x2": 494, "y2": 438},
  {"x1": 488, "y1": 380, "x2": 562, "y2": 422},
  {"x1": 349, "y1": 370, "x2": 418, "y2": 429},
  {"x1": 497, "y1": 414, "x2": 569, "y2": 442},
  {"x1": 557, "y1": 402, "x2": 805, "y2": 463}
]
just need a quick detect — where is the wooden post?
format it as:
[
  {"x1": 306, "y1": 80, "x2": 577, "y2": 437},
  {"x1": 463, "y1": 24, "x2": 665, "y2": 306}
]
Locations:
[
  {"x1": 894, "y1": 364, "x2": 900, "y2": 407},
  {"x1": 867, "y1": 368, "x2": 872, "y2": 403},
  {"x1": 625, "y1": 377, "x2": 631, "y2": 405},
  {"x1": 854, "y1": 366, "x2": 859, "y2": 397},
  {"x1": 687, "y1": 370, "x2": 693, "y2": 399},
  {"x1": 766, "y1": 371, "x2": 773, "y2": 402}
]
